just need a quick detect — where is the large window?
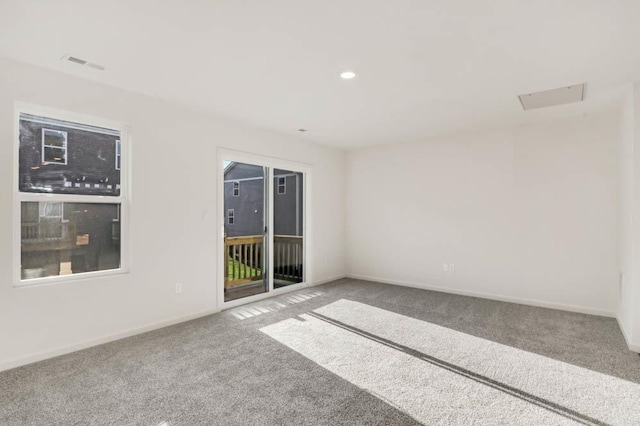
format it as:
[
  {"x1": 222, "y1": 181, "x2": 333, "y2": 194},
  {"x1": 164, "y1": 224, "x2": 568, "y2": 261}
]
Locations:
[{"x1": 16, "y1": 111, "x2": 127, "y2": 284}]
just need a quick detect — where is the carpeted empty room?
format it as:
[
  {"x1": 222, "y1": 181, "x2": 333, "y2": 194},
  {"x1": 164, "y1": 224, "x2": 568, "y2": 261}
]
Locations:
[{"x1": 3, "y1": 1, "x2": 640, "y2": 426}]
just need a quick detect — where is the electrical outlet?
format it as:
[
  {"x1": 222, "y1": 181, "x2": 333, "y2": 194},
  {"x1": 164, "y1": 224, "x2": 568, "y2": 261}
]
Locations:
[
  {"x1": 443, "y1": 263, "x2": 449, "y2": 272},
  {"x1": 449, "y1": 264, "x2": 455, "y2": 272},
  {"x1": 175, "y1": 283, "x2": 183, "y2": 294}
]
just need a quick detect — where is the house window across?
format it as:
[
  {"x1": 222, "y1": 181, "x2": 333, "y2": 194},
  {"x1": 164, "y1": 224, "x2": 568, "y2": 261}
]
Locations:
[
  {"x1": 277, "y1": 176, "x2": 286, "y2": 194},
  {"x1": 233, "y1": 181, "x2": 239, "y2": 197},
  {"x1": 228, "y1": 209, "x2": 235, "y2": 225},
  {"x1": 42, "y1": 129, "x2": 68, "y2": 164},
  {"x1": 115, "y1": 139, "x2": 121, "y2": 170},
  {"x1": 17, "y1": 111, "x2": 127, "y2": 284},
  {"x1": 39, "y1": 202, "x2": 64, "y2": 222}
]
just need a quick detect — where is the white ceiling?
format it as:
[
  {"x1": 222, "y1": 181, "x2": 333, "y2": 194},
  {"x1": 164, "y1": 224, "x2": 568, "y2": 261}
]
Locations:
[{"x1": 1, "y1": 0, "x2": 640, "y2": 148}]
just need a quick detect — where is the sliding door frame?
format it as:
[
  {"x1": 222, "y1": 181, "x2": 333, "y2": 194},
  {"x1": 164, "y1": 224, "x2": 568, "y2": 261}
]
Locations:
[{"x1": 217, "y1": 148, "x2": 312, "y2": 310}]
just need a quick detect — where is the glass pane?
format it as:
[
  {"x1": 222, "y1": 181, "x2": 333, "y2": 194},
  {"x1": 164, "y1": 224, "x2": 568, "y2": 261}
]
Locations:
[
  {"x1": 273, "y1": 169, "x2": 304, "y2": 288},
  {"x1": 223, "y1": 161, "x2": 267, "y2": 302},
  {"x1": 43, "y1": 146, "x2": 67, "y2": 164},
  {"x1": 43, "y1": 129, "x2": 66, "y2": 147},
  {"x1": 19, "y1": 114, "x2": 121, "y2": 196},
  {"x1": 21, "y1": 202, "x2": 121, "y2": 280}
]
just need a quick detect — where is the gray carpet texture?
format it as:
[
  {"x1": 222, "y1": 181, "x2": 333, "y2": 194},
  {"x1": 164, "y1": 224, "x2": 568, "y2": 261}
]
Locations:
[{"x1": 1, "y1": 278, "x2": 639, "y2": 425}]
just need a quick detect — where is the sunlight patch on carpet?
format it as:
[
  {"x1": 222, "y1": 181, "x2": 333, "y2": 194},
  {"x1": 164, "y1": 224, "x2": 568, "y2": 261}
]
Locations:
[{"x1": 260, "y1": 299, "x2": 640, "y2": 425}]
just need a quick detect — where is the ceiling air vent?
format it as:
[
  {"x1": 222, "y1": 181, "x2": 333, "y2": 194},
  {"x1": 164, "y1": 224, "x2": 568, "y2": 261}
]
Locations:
[
  {"x1": 518, "y1": 84, "x2": 585, "y2": 110},
  {"x1": 67, "y1": 56, "x2": 87, "y2": 65},
  {"x1": 62, "y1": 54, "x2": 105, "y2": 71}
]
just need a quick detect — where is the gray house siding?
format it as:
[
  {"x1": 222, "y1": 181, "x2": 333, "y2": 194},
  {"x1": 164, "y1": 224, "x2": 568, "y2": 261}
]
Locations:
[
  {"x1": 223, "y1": 164, "x2": 303, "y2": 238},
  {"x1": 224, "y1": 163, "x2": 265, "y2": 237},
  {"x1": 19, "y1": 116, "x2": 121, "y2": 196},
  {"x1": 273, "y1": 170, "x2": 303, "y2": 237}
]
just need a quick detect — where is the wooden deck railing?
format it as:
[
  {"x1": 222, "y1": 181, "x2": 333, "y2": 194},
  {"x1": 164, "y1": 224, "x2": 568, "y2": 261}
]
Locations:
[
  {"x1": 224, "y1": 234, "x2": 304, "y2": 289},
  {"x1": 225, "y1": 235, "x2": 264, "y2": 288},
  {"x1": 274, "y1": 235, "x2": 303, "y2": 283}
]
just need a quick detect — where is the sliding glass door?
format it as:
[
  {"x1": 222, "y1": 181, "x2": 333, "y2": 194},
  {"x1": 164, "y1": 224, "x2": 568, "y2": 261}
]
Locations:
[
  {"x1": 223, "y1": 161, "x2": 268, "y2": 302},
  {"x1": 220, "y1": 155, "x2": 306, "y2": 304}
]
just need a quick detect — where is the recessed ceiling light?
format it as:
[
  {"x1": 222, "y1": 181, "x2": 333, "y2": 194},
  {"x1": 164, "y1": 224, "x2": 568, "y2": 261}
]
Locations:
[{"x1": 340, "y1": 71, "x2": 356, "y2": 79}]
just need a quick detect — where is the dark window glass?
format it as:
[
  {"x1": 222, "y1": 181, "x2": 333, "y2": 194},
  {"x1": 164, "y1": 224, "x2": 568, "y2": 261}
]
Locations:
[
  {"x1": 274, "y1": 170, "x2": 304, "y2": 286},
  {"x1": 19, "y1": 114, "x2": 121, "y2": 196},
  {"x1": 43, "y1": 129, "x2": 66, "y2": 146},
  {"x1": 21, "y1": 202, "x2": 121, "y2": 279},
  {"x1": 277, "y1": 176, "x2": 286, "y2": 194}
]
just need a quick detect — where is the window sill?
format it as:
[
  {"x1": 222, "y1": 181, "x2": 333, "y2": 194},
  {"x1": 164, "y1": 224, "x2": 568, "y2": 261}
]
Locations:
[{"x1": 14, "y1": 268, "x2": 130, "y2": 289}]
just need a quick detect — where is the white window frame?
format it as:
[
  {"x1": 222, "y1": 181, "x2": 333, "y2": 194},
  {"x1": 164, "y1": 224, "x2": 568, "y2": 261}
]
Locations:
[
  {"x1": 216, "y1": 148, "x2": 313, "y2": 310},
  {"x1": 115, "y1": 139, "x2": 121, "y2": 170},
  {"x1": 277, "y1": 176, "x2": 286, "y2": 194},
  {"x1": 228, "y1": 209, "x2": 235, "y2": 225},
  {"x1": 41, "y1": 128, "x2": 68, "y2": 165},
  {"x1": 232, "y1": 181, "x2": 239, "y2": 197},
  {"x1": 13, "y1": 103, "x2": 131, "y2": 287}
]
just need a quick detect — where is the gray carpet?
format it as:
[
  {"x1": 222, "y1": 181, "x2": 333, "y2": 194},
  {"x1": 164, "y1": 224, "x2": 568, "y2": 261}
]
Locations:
[{"x1": 1, "y1": 278, "x2": 639, "y2": 425}]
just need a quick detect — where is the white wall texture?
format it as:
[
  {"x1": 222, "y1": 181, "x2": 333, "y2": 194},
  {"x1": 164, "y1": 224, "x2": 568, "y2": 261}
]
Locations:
[
  {"x1": 346, "y1": 113, "x2": 620, "y2": 317},
  {"x1": 617, "y1": 83, "x2": 640, "y2": 351},
  {"x1": 0, "y1": 57, "x2": 347, "y2": 370}
]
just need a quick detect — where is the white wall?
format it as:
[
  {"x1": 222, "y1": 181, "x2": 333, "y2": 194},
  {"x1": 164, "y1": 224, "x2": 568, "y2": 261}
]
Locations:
[
  {"x1": 347, "y1": 113, "x2": 619, "y2": 316},
  {"x1": 0, "y1": 57, "x2": 346, "y2": 371},
  {"x1": 617, "y1": 83, "x2": 640, "y2": 351}
]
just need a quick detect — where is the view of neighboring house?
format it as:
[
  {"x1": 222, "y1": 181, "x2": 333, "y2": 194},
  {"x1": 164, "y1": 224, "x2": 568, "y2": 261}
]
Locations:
[
  {"x1": 19, "y1": 114, "x2": 121, "y2": 279},
  {"x1": 223, "y1": 162, "x2": 303, "y2": 238},
  {"x1": 223, "y1": 162, "x2": 305, "y2": 294}
]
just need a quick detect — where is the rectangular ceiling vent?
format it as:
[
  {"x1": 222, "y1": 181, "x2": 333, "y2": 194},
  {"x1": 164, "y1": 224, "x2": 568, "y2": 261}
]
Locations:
[
  {"x1": 518, "y1": 84, "x2": 585, "y2": 110},
  {"x1": 62, "y1": 54, "x2": 105, "y2": 71}
]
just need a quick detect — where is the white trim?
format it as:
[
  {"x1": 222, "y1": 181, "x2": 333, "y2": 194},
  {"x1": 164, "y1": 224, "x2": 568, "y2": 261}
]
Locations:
[
  {"x1": 13, "y1": 268, "x2": 130, "y2": 289},
  {"x1": 616, "y1": 315, "x2": 640, "y2": 353},
  {"x1": 346, "y1": 274, "x2": 617, "y2": 318},
  {"x1": 0, "y1": 307, "x2": 220, "y2": 373},
  {"x1": 310, "y1": 274, "x2": 348, "y2": 286},
  {"x1": 14, "y1": 103, "x2": 131, "y2": 287}
]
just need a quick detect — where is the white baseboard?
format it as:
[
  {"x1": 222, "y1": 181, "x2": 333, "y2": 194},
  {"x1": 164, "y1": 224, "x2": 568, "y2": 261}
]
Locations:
[
  {"x1": 0, "y1": 307, "x2": 220, "y2": 373},
  {"x1": 312, "y1": 274, "x2": 348, "y2": 287},
  {"x1": 1, "y1": 275, "x2": 349, "y2": 372},
  {"x1": 616, "y1": 315, "x2": 640, "y2": 353},
  {"x1": 347, "y1": 274, "x2": 616, "y2": 318}
]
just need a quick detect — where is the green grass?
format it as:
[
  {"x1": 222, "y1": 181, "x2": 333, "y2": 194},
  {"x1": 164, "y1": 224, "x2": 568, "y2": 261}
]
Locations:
[{"x1": 228, "y1": 258, "x2": 261, "y2": 280}]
